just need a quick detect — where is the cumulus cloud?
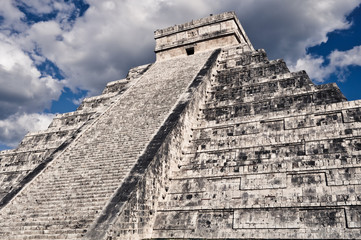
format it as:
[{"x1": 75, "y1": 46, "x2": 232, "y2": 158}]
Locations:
[
  {"x1": 330, "y1": 45, "x2": 361, "y2": 67},
  {"x1": 0, "y1": 0, "x2": 26, "y2": 33},
  {"x1": 289, "y1": 55, "x2": 332, "y2": 83},
  {"x1": 0, "y1": 112, "x2": 54, "y2": 147},
  {"x1": 15, "y1": 0, "x2": 81, "y2": 30},
  {"x1": 225, "y1": 0, "x2": 360, "y2": 63},
  {"x1": 1, "y1": 0, "x2": 361, "y2": 148},
  {"x1": 20, "y1": 0, "x2": 361, "y2": 95},
  {"x1": 19, "y1": 0, "x2": 229, "y2": 95},
  {"x1": 0, "y1": 33, "x2": 63, "y2": 119},
  {"x1": 16, "y1": 0, "x2": 66, "y2": 15},
  {"x1": 290, "y1": 45, "x2": 361, "y2": 82}
]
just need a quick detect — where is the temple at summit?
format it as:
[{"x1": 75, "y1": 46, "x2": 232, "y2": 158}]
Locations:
[{"x1": 1, "y1": 11, "x2": 361, "y2": 239}]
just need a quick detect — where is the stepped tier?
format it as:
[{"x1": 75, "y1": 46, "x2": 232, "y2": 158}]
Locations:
[
  {"x1": 150, "y1": 46, "x2": 361, "y2": 240},
  {"x1": 0, "y1": 50, "x2": 217, "y2": 239},
  {"x1": 0, "y1": 64, "x2": 149, "y2": 214},
  {"x1": 1, "y1": 11, "x2": 360, "y2": 240}
]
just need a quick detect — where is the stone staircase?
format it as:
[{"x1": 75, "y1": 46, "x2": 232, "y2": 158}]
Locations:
[
  {"x1": 0, "y1": 51, "x2": 214, "y2": 239},
  {"x1": 3, "y1": 11, "x2": 359, "y2": 240},
  {"x1": 152, "y1": 45, "x2": 361, "y2": 239},
  {"x1": 0, "y1": 63, "x2": 152, "y2": 210},
  {"x1": 0, "y1": 63, "x2": 152, "y2": 213}
]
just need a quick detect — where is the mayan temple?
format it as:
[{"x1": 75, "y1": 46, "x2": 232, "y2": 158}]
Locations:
[{"x1": 1, "y1": 11, "x2": 361, "y2": 239}]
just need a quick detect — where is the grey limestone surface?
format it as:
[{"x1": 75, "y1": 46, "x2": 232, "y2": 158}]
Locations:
[
  {"x1": 0, "y1": 11, "x2": 361, "y2": 240},
  {"x1": 0, "y1": 49, "x2": 212, "y2": 239},
  {"x1": 150, "y1": 45, "x2": 361, "y2": 239}
]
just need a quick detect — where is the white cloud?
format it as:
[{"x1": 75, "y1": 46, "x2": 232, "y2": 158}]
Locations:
[
  {"x1": 72, "y1": 96, "x2": 85, "y2": 106},
  {"x1": 16, "y1": 0, "x2": 79, "y2": 30},
  {"x1": 0, "y1": 112, "x2": 55, "y2": 147},
  {"x1": 17, "y1": 0, "x2": 55, "y2": 15},
  {"x1": 0, "y1": 0, "x2": 26, "y2": 33},
  {"x1": 15, "y1": 0, "x2": 77, "y2": 18},
  {"x1": 1, "y1": 0, "x2": 361, "y2": 148},
  {"x1": 21, "y1": 0, "x2": 222, "y2": 95},
  {"x1": 20, "y1": 0, "x2": 360, "y2": 96},
  {"x1": 290, "y1": 45, "x2": 361, "y2": 82},
  {"x1": 290, "y1": 55, "x2": 332, "y2": 83},
  {"x1": 225, "y1": 0, "x2": 360, "y2": 63},
  {"x1": 329, "y1": 45, "x2": 361, "y2": 67},
  {"x1": 0, "y1": 32, "x2": 63, "y2": 119}
]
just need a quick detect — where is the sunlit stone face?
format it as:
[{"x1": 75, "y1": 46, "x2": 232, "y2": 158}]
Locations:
[{"x1": 154, "y1": 12, "x2": 254, "y2": 61}]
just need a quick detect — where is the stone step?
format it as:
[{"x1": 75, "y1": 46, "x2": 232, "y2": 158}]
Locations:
[
  {"x1": 191, "y1": 126, "x2": 360, "y2": 150},
  {"x1": 58, "y1": 160, "x2": 137, "y2": 170},
  {"x1": 9, "y1": 196, "x2": 106, "y2": 211},
  {"x1": 0, "y1": 212, "x2": 95, "y2": 224},
  {"x1": 197, "y1": 101, "x2": 361, "y2": 129},
  {"x1": 37, "y1": 172, "x2": 125, "y2": 183},
  {"x1": 22, "y1": 195, "x2": 112, "y2": 206},
  {"x1": 172, "y1": 151, "x2": 361, "y2": 178},
  {"x1": 42, "y1": 172, "x2": 126, "y2": 182},
  {"x1": 53, "y1": 164, "x2": 129, "y2": 173},
  {"x1": 201, "y1": 90, "x2": 339, "y2": 122},
  {"x1": 208, "y1": 71, "x2": 304, "y2": 91},
  {"x1": 204, "y1": 84, "x2": 345, "y2": 111},
  {"x1": 18, "y1": 129, "x2": 74, "y2": 147},
  {"x1": 76, "y1": 92, "x2": 118, "y2": 112},
  {"x1": 205, "y1": 74, "x2": 314, "y2": 106},
  {"x1": 193, "y1": 110, "x2": 355, "y2": 132},
  {"x1": 0, "y1": 231, "x2": 82, "y2": 240},
  {"x1": 0, "y1": 50, "x2": 214, "y2": 239},
  {"x1": 189, "y1": 137, "x2": 356, "y2": 157},
  {"x1": 31, "y1": 184, "x2": 119, "y2": 196},
  {"x1": 33, "y1": 182, "x2": 123, "y2": 193},
  {"x1": 0, "y1": 217, "x2": 94, "y2": 228},
  {"x1": 11, "y1": 197, "x2": 109, "y2": 211},
  {"x1": 48, "y1": 111, "x2": 96, "y2": 129},
  {"x1": 49, "y1": 173, "x2": 127, "y2": 183},
  {"x1": 30, "y1": 180, "x2": 123, "y2": 192},
  {"x1": 215, "y1": 59, "x2": 290, "y2": 87},
  {"x1": 42, "y1": 161, "x2": 130, "y2": 172},
  {"x1": 18, "y1": 194, "x2": 110, "y2": 206},
  {"x1": 217, "y1": 49, "x2": 268, "y2": 69},
  {"x1": 0, "y1": 209, "x2": 98, "y2": 222},
  {"x1": 219, "y1": 46, "x2": 254, "y2": 60},
  {"x1": 205, "y1": 85, "x2": 316, "y2": 109},
  {"x1": 30, "y1": 182, "x2": 120, "y2": 193},
  {"x1": 0, "y1": 226, "x2": 85, "y2": 235},
  {"x1": 102, "y1": 79, "x2": 130, "y2": 94},
  {"x1": 27, "y1": 185, "x2": 117, "y2": 195}
]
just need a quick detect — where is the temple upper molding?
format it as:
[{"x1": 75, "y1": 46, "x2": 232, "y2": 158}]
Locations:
[{"x1": 154, "y1": 11, "x2": 254, "y2": 60}]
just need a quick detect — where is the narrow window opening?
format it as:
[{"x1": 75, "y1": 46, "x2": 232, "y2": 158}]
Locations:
[{"x1": 186, "y1": 47, "x2": 194, "y2": 56}]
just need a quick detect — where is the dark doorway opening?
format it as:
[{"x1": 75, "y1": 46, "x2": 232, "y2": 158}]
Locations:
[{"x1": 186, "y1": 47, "x2": 195, "y2": 55}]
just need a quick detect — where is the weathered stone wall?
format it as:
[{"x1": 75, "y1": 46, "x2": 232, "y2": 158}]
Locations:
[
  {"x1": 156, "y1": 35, "x2": 242, "y2": 61},
  {"x1": 0, "y1": 50, "x2": 213, "y2": 239},
  {"x1": 151, "y1": 45, "x2": 361, "y2": 239},
  {"x1": 154, "y1": 12, "x2": 254, "y2": 61},
  {"x1": 1, "y1": 11, "x2": 360, "y2": 240},
  {"x1": 102, "y1": 49, "x2": 220, "y2": 240}
]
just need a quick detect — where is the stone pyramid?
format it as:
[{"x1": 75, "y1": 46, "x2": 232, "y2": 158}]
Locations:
[{"x1": 0, "y1": 11, "x2": 361, "y2": 240}]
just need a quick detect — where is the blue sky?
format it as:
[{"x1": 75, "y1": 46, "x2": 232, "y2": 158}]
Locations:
[
  {"x1": 307, "y1": 5, "x2": 361, "y2": 101},
  {"x1": 0, "y1": 0, "x2": 361, "y2": 150}
]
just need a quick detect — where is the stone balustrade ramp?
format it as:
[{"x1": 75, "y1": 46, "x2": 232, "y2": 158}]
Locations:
[{"x1": 0, "y1": 51, "x2": 214, "y2": 239}]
